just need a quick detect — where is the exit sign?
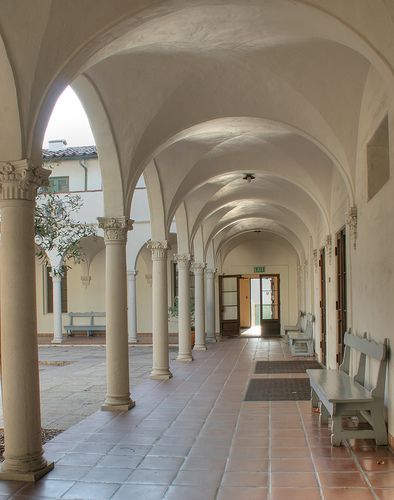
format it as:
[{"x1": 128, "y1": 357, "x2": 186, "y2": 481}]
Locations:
[{"x1": 254, "y1": 266, "x2": 265, "y2": 273}]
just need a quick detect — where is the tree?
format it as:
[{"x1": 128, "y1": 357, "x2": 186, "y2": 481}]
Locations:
[{"x1": 35, "y1": 192, "x2": 97, "y2": 274}]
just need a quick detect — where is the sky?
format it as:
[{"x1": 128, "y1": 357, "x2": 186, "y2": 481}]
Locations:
[{"x1": 43, "y1": 86, "x2": 96, "y2": 148}]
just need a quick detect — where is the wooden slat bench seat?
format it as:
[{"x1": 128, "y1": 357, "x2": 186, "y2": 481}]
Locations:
[
  {"x1": 65, "y1": 312, "x2": 106, "y2": 337},
  {"x1": 307, "y1": 331, "x2": 388, "y2": 446},
  {"x1": 288, "y1": 313, "x2": 314, "y2": 356}
]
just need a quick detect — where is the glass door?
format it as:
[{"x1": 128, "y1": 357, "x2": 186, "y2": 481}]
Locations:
[
  {"x1": 219, "y1": 275, "x2": 240, "y2": 337},
  {"x1": 261, "y1": 275, "x2": 280, "y2": 337}
]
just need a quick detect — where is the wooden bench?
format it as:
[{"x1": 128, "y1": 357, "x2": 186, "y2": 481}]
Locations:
[
  {"x1": 307, "y1": 331, "x2": 388, "y2": 446},
  {"x1": 288, "y1": 313, "x2": 314, "y2": 356},
  {"x1": 65, "y1": 312, "x2": 106, "y2": 337}
]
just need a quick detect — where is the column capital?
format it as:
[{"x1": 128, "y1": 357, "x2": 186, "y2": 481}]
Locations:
[
  {"x1": 98, "y1": 216, "x2": 133, "y2": 243},
  {"x1": 192, "y1": 262, "x2": 206, "y2": 275},
  {"x1": 127, "y1": 270, "x2": 138, "y2": 280},
  {"x1": 0, "y1": 159, "x2": 50, "y2": 202},
  {"x1": 205, "y1": 268, "x2": 216, "y2": 278},
  {"x1": 174, "y1": 253, "x2": 192, "y2": 271},
  {"x1": 147, "y1": 240, "x2": 169, "y2": 260},
  {"x1": 346, "y1": 205, "x2": 358, "y2": 250}
]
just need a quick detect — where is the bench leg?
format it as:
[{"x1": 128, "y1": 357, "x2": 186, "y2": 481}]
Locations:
[
  {"x1": 311, "y1": 389, "x2": 319, "y2": 410},
  {"x1": 320, "y1": 403, "x2": 329, "y2": 425},
  {"x1": 331, "y1": 414, "x2": 343, "y2": 446},
  {"x1": 371, "y1": 409, "x2": 388, "y2": 445}
]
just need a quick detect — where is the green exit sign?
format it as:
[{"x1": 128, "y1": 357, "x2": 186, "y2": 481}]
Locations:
[{"x1": 254, "y1": 266, "x2": 265, "y2": 273}]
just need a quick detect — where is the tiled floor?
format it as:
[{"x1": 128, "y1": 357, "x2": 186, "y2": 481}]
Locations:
[{"x1": 3, "y1": 337, "x2": 394, "y2": 499}]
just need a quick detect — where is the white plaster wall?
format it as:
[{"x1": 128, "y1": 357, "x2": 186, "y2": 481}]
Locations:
[
  {"x1": 47, "y1": 158, "x2": 102, "y2": 192},
  {"x1": 221, "y1": 234, "x2": 298, "y2": 334}
]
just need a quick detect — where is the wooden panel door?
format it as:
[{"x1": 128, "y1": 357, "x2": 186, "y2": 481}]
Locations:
[
  {"x1": 336, "y1": 228, "x2": 347, "y2": 364},
  {"x1": 319, "y1": 247, "x2": 327, "y2": 366},
  {"x1": 219, "y1": 275, "x2": 240, "y2": 337},
  {"x1": 239, "y1": 277, "x2": 251, "y2": 328}
]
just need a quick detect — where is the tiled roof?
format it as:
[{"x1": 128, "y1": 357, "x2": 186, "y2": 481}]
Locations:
[{"x1": 43, "y1": 146, "x2": 97, "y2": 160}]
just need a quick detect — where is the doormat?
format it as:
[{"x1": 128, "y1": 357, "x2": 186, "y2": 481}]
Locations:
[
  {"x1": 255, "y1": 360, "x2": 322, "y2": 374},
  {"x1": 244, "y1": 378, "x2": 311, "y2": 401}
]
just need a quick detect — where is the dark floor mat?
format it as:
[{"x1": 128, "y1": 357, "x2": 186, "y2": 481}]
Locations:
[
  {"x1": 255, "y1": 360, "x2": 322, "y2": 374},
  {"x1": 244, "y1": 378, "x2": 311, "y2": 401}
]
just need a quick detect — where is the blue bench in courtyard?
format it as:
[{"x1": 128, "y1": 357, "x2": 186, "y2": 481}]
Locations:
[{"x1": 65, "y1": 312, "x2": 106, "y2": 337}]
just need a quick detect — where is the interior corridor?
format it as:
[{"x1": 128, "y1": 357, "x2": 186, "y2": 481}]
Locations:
[{"x1": 4, "y1": 338, "x2": 393, "y2": 500}]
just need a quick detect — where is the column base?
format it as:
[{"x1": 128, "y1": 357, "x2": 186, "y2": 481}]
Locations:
[
  {"x1": 193, "y1": 344, "x2": 207, "y2": 351},
  {"x1": 176, "y1": 353, "x2": 193, "y2": 362},
  {"x1": 101, "y1": 398, "x2": 135, "y2": 412},
  {"x1": 206, "y1": 337, "x2": 217, "y2": 343},
  {"x1": 150, "y1": 368, "x2": 173, "y2": 380},
  {"x1": 51, "y1": 338, "x2": 63, "y2": 344},
  {"x1": 128, "y1": 339, "x2": 139, "y2": 344},
  {"x1": 0, "y1": 461, "x2": 54, "y2": 482}
]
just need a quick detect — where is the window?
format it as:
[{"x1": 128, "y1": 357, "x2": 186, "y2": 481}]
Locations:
[
  {"x1": 367, "y1": 115, "x2": 390, "y2": 200},
  {"x1": 48, "y1": 176, "x2": 69, "y2": 193},
  {"x1": 46, "y1": 267, "x2": 68, "y2": 313}
]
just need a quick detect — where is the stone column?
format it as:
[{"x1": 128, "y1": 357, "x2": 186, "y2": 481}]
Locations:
[
  {"x1": 175, "y1": 254, "x2": 193, "y2": 362},
  {"x1": 206, "y1": 268, "x2": 217, "y2": 342},
  {"x1": 148, "y1": 241, "x2": 172, "y2": 379},
  {"x1": 0, "y1": 159, "x2": 53, "y2": 481},
  {"x1": 193, "y1": 262, "x2": 207, "y2": 351},
  {"x1": 98, "y1": 217, "x2": 134, "y2": 411},
  {"x1": 127, "y1": 270, "x2": 138, "y2": 343},
  {"x1": 51, "y1": 271, "x2": 63, "y2": 344}
]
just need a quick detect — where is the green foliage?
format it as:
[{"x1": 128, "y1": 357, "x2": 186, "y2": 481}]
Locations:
[
  {"x1": 35, "y1": 193, "x2": 97, "y2": 274},
  {"x1": 168, "y1": 296, "x2": 195, "y2": 329}
]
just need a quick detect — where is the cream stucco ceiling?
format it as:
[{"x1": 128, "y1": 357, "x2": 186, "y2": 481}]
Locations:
[{"x1": 2, "y1": 0, "x2": 394, "y2": 264}]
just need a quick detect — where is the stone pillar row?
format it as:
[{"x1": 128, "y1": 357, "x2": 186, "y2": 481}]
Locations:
[
  {"x1": 127, "y1": 270, "x2": 138, "y2": 343},
  {"x1": 0, "y1": 159, "x2": 53, "y2": 481},
  {"x1": 148, "y1": 241, "x2": 172, "y2": 379},
  {"x1": 175, "y1": 254, "x2": 193, "y2": 362},
  {"x1": 98, "y1": 216, "x2": 134, "y2": 411},
  {"x1": 193, "y1": 262, "x2": 207, "y2": 351}
]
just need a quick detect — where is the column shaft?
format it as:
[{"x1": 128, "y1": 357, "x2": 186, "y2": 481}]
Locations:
[
  {"x1": 176, "y1": 255, "x2": 193, "y2": 362},
  {"x1": 206, "y1": 269, "x2": 217, "y2": 342},
  {"x1": 51, "y1": 274, "x2": 63, "y2": 344},
  {"x1": 0, "y1": 159, "x2": 53, "y2": 481},
  {"x1": 99, "y1": 217, "x2": 134, "y2": 411},
  {"x1": 149, "y1": 241, "x2": 172, "y2": 379},
  {"x1": 127, "y1": 270, "x2": 138, "y2": 343},
  {"x1": 193, "y1": 264, "x2": 207, "y2": 351}
]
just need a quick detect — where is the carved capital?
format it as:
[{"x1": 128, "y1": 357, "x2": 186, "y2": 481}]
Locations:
[
  {"x1": 313, "y1": 249, "x2": 318, "y2": 271},
  {"x1": 205, "y1": 268, "x2": 216, "y2": 278},
  {"x1": 346, "y1": 206, "x2": 358, "y2": 250},
  {"x1": 174, "y1": 253, "x2": 192, "y2": 271},
  {"x1": 97, "y1": 216, "x2": 133, "y2": 242},
  {"x1": 0, "y1": 159, "x2": 50, "y2": 202},
  {"x1": 192, "y1": 262, "x2": 206, "y2": 275},
  {"x1": 81, "y1": 275, "x2": 91, "y2": 288},
  {"x1": 325, "y1": 234, "x2": 332, "y2": 264},
  {"x1": 147, "y1": 240, "x2": 169, "y2": 260}
]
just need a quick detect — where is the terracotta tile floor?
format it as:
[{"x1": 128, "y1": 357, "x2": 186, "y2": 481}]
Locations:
[{"x1": 5, "y1": 337, "x2": 394, "y2": 499}]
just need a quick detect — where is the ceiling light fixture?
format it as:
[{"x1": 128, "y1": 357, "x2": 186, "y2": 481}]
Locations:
[{"x1": 243, "y1": 173, "x2": 255, "y2": 183}]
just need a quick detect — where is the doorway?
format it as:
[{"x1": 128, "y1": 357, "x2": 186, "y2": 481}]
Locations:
[
  {"x1": 220, "y1": 274, "x2": 281, "y2": 337},
  {"x1": 319, "y1": 247, "x2": 327, "y2": 366},
  {"x1": 336, "y1": 227, "x2": 347, "y2": 365}
]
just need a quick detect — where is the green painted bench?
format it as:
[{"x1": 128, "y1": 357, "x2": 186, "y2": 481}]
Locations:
[
  {"x1": 288, "y1": 313, "x2": 314, "y2": 356},
  {"x1": 306, "y1": 331, "x2": 388, "y2": 446},
  {"x1": 65, "y1": 312, "x2": 106, "y2": 337}
]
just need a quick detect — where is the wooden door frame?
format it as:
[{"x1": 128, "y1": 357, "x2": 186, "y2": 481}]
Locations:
[
  {"x1": 319, "y1": 247, "x2": 327, "y2": 366},
  {"x1": 260, "y1": 273, "x2": 281, "y2": 336},
  {"x1": 335, "y1": 227, "x2": 347, "y2": 365},
  {"x1": 219, "y1": 274, "x2": 241, "y2": 336}
]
